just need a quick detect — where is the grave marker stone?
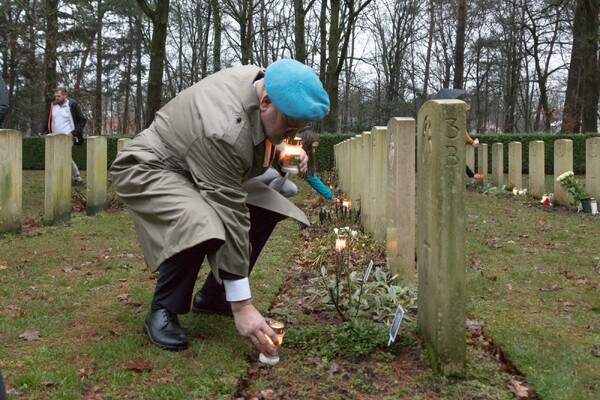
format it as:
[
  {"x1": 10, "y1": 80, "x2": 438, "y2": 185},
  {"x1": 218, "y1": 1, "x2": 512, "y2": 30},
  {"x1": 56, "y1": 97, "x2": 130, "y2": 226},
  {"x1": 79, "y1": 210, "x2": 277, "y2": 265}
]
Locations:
[
  {"x1": 417, "y1": 100, "x2": 466, "y2": 376},
  {"x1": 0, "y1": 129, "x2": 22, "y2": 234},
  {"x1": 508, "y1": 142, "x2": 522, "y2": 189},
  {"x1": 554, "y1": 139, "x2": 573, "y2": 205},
  {"x1": 528, "y1": 141, "x2": 545, "y2": 197},
  {"x1": 491, "y1": 143, "x2": 503, "y2": 187},
  {"x1": 86, "y1": 136, "x2": 107, "y2": 215},
  {"x1": 386, "y1": 118, "x2": 416, "y2": 286},
  {"x1": 44, "y1": 134, "x2": 71, "y2": 224}
]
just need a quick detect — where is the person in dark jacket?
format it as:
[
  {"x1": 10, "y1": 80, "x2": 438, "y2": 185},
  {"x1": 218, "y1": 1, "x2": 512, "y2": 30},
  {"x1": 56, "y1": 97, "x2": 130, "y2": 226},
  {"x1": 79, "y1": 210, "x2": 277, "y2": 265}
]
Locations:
[
  {"x1": 39, "y1": 87, "x2": 86, "y2": 186},
  {"x1": 0, "y1": 76, "x2": 8, "y2": 126}
]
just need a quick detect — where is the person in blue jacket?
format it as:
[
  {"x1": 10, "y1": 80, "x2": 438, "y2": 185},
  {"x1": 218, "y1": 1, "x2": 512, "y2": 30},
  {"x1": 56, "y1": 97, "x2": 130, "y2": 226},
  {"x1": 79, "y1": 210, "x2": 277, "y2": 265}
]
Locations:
[{"x1": 300, "y1": 130, "x2": 333, "y2": 200}]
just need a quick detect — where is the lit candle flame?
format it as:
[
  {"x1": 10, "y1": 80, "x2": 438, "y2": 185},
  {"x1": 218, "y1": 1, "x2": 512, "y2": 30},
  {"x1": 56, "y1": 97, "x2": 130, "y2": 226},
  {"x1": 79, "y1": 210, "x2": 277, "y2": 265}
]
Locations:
[{"x1": 335, "y1": 236, "x2": 347, "y2": 252}]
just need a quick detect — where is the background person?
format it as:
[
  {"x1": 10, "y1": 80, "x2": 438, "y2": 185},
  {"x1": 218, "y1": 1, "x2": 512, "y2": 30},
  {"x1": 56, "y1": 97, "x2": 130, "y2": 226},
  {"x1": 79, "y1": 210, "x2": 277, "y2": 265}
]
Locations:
[
  {"x1": 465, "y1": 130, "x2": 479, "y2": 178},
  {"x1": 110, "y1": 59, "x2": 329, "y2": 355},
  {"x1": 300, "y1": 130, "x2": 333, "y2": 200},
  {"x1": 39, "y1": 87, "x2": 86, "y2": 186}
]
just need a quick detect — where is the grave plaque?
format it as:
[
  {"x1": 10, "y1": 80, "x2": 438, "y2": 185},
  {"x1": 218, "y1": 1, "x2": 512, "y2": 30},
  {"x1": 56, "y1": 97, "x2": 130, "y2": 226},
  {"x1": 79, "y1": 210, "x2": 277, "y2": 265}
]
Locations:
[
  {"x1": 44, "y1": 134, "x2": 71, "y2": 224},
  {"x1": 86, "y1": 136, "x2": 107, "y2": 215},
  {"x1": 528, "y1": 141, "x2": 545, "y2": 197},
  {"x1": 0, "y1": 129, "x2": 23, "y2": 234},
  {"x1": 554, "y1": 139, "x2": 573, "y2": 205}
]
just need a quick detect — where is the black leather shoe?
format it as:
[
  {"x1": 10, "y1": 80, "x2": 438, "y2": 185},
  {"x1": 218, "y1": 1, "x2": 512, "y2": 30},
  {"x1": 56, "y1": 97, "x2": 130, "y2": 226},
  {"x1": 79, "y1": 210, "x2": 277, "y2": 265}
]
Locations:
[
  {"x1": 143, "y1": 308, "x2": 189, "y2": 351},
  {"x1": 192, "y1": 291, "x2": 233, "y2": 317}
]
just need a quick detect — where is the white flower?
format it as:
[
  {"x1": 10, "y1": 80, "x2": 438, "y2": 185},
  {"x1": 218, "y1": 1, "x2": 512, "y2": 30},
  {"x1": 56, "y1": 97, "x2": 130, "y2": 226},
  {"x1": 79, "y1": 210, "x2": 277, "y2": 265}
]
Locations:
[
  {"x1": 333, "y1": 228, "x2": 339, "y2": 235},
  {"x1": 556, "y1": 171, "x2": 574, "y2": 182},
  {"x1": 351, "y1": 230, "x2": 358, "y2": 238}
]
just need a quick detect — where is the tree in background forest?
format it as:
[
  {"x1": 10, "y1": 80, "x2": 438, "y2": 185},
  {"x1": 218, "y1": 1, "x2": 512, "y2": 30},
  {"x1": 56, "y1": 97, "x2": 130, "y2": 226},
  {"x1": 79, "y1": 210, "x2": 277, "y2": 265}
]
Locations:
[
  {"x1": 0, "y1": 0, "x2": 598, "y2": 136},
  {"x1": 137, "y1": 0, "x2": 169, "y2": 129},
  {"x1": 561, "y1": 0, "x2": 599, "y2": 133}
]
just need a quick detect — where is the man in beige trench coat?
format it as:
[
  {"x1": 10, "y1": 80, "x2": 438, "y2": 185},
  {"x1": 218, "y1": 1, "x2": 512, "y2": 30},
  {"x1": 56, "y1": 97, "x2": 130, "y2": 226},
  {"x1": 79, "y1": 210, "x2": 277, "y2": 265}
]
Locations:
[{"x1": 110, "y1": 59, "x2": 330, "y2": 355}]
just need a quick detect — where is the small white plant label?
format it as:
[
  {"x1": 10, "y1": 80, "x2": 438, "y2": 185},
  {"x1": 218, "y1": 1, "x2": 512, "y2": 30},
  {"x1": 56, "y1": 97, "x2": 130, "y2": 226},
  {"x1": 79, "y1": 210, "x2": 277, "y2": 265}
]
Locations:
[
  {"x1": 363, "y1": 260, "x2": 374, "y2": 282},
  {"x1": 388, "y1": 305, "x2": 405, "y2": 346}
]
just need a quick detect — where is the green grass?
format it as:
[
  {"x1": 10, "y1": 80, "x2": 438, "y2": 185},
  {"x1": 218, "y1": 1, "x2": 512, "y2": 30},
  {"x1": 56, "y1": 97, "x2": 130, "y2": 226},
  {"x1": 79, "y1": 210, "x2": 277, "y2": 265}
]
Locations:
[
  {"x1": 1, "y1": 172, "x2": 296, "y2": 399},
  {"x1": 465, "y1": 188, "x2": 600, "y2": 399}
]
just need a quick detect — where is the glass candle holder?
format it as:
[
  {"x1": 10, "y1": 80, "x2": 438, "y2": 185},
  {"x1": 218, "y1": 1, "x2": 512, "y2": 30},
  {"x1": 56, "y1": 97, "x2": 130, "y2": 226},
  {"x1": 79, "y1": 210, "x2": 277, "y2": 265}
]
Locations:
[
  {"x1": 259, "y1": 320, "x2": 285, "y2": 366},
  {"x1": 281, "y1": 144, "x2": 302, "y2": 174}
]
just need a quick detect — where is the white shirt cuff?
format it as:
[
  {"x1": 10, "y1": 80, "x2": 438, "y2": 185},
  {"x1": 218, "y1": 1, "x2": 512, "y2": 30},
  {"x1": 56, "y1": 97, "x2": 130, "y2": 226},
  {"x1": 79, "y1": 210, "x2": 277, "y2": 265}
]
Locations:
[{"x1": 223, "y1": 278, "x2": 251, "y2": 302}]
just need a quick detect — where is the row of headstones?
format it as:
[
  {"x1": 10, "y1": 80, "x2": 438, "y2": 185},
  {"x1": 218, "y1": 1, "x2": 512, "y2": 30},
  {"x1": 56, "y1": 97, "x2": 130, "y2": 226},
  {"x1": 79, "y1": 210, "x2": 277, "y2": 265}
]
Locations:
[
  {"x1": 0, "y1": 129, "x2": 131, "y2": 234},
  {"x1": 470, "y1": 138, "x2": 600, "y2": 204},
  {"x1": 334, "y1": 99, "x2": 467, "y2": 376}
]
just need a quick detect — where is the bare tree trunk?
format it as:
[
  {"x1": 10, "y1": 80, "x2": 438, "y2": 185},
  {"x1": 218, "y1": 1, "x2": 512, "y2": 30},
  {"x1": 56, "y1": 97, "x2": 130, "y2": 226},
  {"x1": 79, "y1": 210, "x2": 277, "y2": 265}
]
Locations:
[
  {"x1": 422, "y1": 0, "x2": 435, "y2": 103},
  {"x1": 43, "y1": 0, "x2": 59, "y2": 110},
  {"x1": 134, "y1": 16, "x2": 143, "y2": 133},
  {"x1": 322, "y1": 0, "x2": 374, "y2": 133},
  {"x1": 94, "y1": 0, "x2": 103, "y2": 135},
  {"x1": 212, "y1": 0, "x2": 221, "y2": 73},
  {"x1": 137, "y1": 0, "x2": 170, "y2": 129},
  {"x1": 293, "y1": 0, "x2": 316, "y2": 63},
  {"x1": 453, "y1": 0, "x2": 465, "y2": 89},
  {"x1": 581, "y1": 0, "x2": 599, "y2": 132},
  {"x1": 561, "y1": 0, "x2": 596, "y2": 133}
]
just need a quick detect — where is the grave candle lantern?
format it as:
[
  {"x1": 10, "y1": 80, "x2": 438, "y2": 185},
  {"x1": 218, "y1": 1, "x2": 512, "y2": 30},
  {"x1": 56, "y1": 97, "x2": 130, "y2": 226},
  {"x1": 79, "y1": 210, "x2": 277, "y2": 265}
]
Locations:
[
  {"x1": 335, "y1": 235, "x2": 347, "y2": 252},
  {"x1": 259, "y1": 320, "x2": 286, "y2": 366},
  {"x1": 281, "y1": 144, "x2": 302, "y2": 174}
]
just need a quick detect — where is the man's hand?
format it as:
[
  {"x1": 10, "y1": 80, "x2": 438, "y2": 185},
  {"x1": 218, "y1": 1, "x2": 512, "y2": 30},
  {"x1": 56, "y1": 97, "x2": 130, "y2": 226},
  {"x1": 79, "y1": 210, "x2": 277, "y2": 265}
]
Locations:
[
  {"x1": 297, "y1": 148, "x2": 308, "y2": 178},
  {"x1": 231, "y1": 299, "x2": 279, "y2": 355},
  {"x1": 472, "y1": 138, "x2": 480, "y2": 148}
]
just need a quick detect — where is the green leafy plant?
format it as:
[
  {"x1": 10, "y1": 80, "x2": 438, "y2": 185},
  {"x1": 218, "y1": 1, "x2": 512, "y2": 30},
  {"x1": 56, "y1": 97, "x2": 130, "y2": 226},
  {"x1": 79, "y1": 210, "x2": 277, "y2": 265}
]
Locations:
[
  {"x1": 556, "y1": 171, "x2": 588, "y2": 204},
  {"x1": 284, "y1": 319, "x2": 391, "y2": 361},
  {"x1": 307, "y1": 226, "x2": 416, "y2": 323}
]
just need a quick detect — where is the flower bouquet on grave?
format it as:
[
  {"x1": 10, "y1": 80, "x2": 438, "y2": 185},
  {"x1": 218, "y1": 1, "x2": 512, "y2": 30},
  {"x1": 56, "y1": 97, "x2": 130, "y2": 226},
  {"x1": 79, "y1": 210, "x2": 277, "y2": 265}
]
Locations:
[{"x1": 556, "y1": 171, "x2": 589, "y2": 207}]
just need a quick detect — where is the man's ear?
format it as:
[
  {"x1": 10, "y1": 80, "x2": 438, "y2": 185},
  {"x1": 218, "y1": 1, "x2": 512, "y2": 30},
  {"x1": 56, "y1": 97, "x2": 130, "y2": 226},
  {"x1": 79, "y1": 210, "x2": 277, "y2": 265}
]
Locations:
[{"x1": 258, "y1": 93, "x2": 271, "y2": 112}]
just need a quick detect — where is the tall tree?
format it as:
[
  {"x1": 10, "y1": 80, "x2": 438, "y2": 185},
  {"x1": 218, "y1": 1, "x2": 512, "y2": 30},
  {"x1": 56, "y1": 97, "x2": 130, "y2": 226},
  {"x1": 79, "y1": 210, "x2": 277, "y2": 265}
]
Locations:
[
  {"x1": 43, "y1": 0, "x2": 59, "y2": 112},
  {"x1": 212, "y1": 0, "x2": 222, "y2": 72},
  {"x1": 453, "y1": 0, "x2": 465, "y2": 88},
  {"x1": 293, "y1": 0, "x2": 317, "y2": 63},
  {"x1": 94, "y1": 0, "x2": 104, "y2": 134},
  {"x1": 137, "y1": 0, "x2": 170, "y2": 129},
  {"x1": 561, "y1": 0, "x2": 599, "y2": 133},
  {"x1": 322, "y1": 0, "x2": 374, "y2": 132}
]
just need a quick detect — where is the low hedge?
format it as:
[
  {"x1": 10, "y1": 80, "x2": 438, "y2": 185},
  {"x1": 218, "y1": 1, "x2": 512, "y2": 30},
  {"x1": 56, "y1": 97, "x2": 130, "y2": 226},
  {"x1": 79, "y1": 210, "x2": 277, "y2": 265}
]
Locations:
[
  {"x1": 474, "y1": 133, "x2": 599, "y2": 174},
  {"x1": 22, "y1": 135, "x2": 133, "y2": 170},
  {"x1": 21, "y1": 132, "x2": 597, "y2": 175}
]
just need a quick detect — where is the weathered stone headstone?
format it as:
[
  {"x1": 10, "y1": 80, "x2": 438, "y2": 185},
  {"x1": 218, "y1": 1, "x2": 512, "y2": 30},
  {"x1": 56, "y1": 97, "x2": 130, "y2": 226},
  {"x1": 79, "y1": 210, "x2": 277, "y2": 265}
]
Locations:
[
  {"x1": 528, "y1": 141, "x2": 545, "y2": 197},
  {"x1": 0, "y1": 129, "x2": 22, "y2": 234},
  {"x1": 491, "y1": 142, "x2": 503, "y2": 187},
  {"x1": 508, "y1": 142, "x2": 522, "y2": 189},
  {"x1": 417, "y1": 100, "x2": 466, "y2": 376},
  {"x1": 350, "y1": 136, "x2": 360, "y2": 209},
  {"x1": 466, "y1": 145, "x2": 475, "y2": 174},
  {"x1": 386, "y1": 118, "x2": 416, "y2": 286},
  {"x1": 360, "y1": 133, "x2": 373, "y2": 230},
  {"x1": 44, "y1": 134, "x2": 71, "y2": 224},
  {"x1": 477, "y1": 143, "x2": 488, "y2": 179},
  {"x1": 117, "y1": 138, "x2": 132, "y2": 152},
  {"x1": 86, "y1": 136, "x2": 107, "y2": 215},
  {"x1": 371, "y1": 127, "x2": 388, "y2": 242},
  {"x1": 586, "y1": 137, "x2": 600, "y2": 201},
  {"x1": 553, "y1": 139, "x2": 573, "y2": 205}
]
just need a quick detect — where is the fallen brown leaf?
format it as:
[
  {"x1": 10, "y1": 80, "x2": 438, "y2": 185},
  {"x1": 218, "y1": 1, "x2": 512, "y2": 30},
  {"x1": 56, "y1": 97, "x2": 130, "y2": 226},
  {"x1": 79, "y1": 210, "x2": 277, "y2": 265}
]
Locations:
[
  {"x1": 122, "y1": 358, "x2": 152, "y2": 372},
  {"x1": 19, "y1": 330, "x2": 40, "y2": 341},
  {"x1": 116, "y1": 293, "x2": 130, "y2": 302},
  {"x1": 508, "y1": 376, "x2": 530, "y2": 399}
]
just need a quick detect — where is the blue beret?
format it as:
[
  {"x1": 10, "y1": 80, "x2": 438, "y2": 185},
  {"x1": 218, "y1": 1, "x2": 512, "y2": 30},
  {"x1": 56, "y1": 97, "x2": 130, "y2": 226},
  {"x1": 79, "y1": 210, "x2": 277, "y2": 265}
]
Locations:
[{"x1": 264, "y1": 59, "x2": 330, "y2": 121}]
